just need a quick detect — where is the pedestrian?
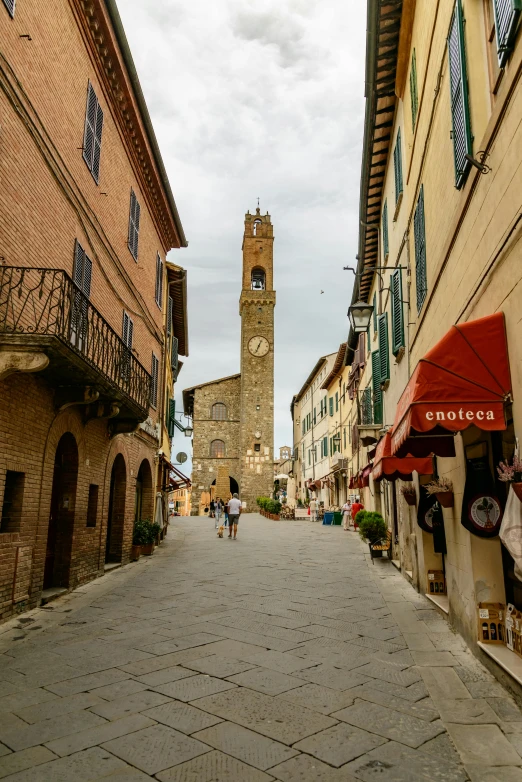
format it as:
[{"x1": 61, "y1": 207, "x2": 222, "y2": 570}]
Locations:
[
  {"x1": 342, "y1": 499, "x2": 352, "y2": 530},
  {"x1": 215, "y1": 498, "x2": 223, "y2": 529},
  {"x1": 224, "y1": 498, "x2": 229, "y2": 528},
  {"x1": 309, "y1": 497, "x2": 318, "y2": 522},
  {"x1": 351, "y1": 496, "x2": 364, "y2": 529},
  {"x1": 209, "y1": 499, "x2": 215, "y2": 519},
  {"x1": 228, "y1": 493, "x2": 242, "y2": 539}
]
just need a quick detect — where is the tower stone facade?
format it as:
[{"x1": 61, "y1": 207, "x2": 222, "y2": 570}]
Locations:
[{"x1": 184, "y1": 207, "x2": 275, "y2": 512}]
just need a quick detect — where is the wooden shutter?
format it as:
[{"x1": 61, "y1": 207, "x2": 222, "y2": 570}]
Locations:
[
  {"x1": 168, "y1": 399, "x2": 176, "y2": 437},
  {"x1": 171, "y1": 336, "x2": 179, "y2": 375},
  {"x1": 372, "y1": 293, "x2": 377, "y2": 332},
  {"x1": 391, "y1": 269, "x2": 404, "y2": 355},
  {"x1": 393, "y1": 129, "x2": 403, "y2": 204},
  {"x1": 323, "y1": 436, "x2": 328, "y2": 457},
  {"x1": 92, "y1": 101, "x2": 104, "y2": 183},
  {"x1": 410, "y1": 49, "x2": 418, "y2": 128},
  {"x1": 382, "y1": 199, "x2": 389, "y2": 258},
  {"x1": 122, "y1": 311, "x2": 133, "y2": 349},
  {"x1": 155, "y1": 254, "x2": 163, "y2": 307},
  {"x1": 335, "y1": 392, "x2": 339, "y2": 411},
  {"x1": 371, "y1": 351, "x2": 383, "y2": 425},
  {"x1": 83, "y1": 83, "x2": 103, "y2": 183},
  {"x1": 448, "y1": 0, "x2": 473, "y2": 189},
  {"x1": 493, "y1": 0, "x2": 522, "y2": 66},
  {"x1": 414, "y1": 186, "x2": 428, "y2": 311},
  {"x1": 151, "y1": 353, "x2": 159, "y2": 408},
  {"x1": 361, "y1": 387, "x2": 372, "y2": 425},
  {"x1": 167, "y1": 296, "x2": 173, "y2": 337},
  {"x1": 3, "y1": 0, "x2": 15, "y2": 17},
  {"x1": 378, "y1": 313, "x2": 389, "y2": 382},
  {"x1": 329, "y1": 397, "x2": 334, "y2": 416},
  {"x1": 128, "y1": 190, "x2": 140, "y2": 260}
]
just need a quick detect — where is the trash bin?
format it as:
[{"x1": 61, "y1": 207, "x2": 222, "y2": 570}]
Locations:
[
  {"x1": 333, "y1": 512, "x2": 343, "y2": 526},
  {"x1": 323, "y1": 512, "x2": 334, "y2": 525}
]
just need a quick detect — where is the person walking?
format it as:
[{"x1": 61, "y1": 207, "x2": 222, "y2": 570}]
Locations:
[
  {"x1": 351, "y1": 497, "x2": 364, "y2": 529},
  {"x1": 224, "y1": 498, "x2": 229, "y2": 528},
  {"x1": 309, "y1": 497, "x2": 318, "y2": 522},
  {"x1": 209, "y1": 499, "x2": 215, "y2": 519},
  {"x1": 215, "y1": 498, "x2": 223, "y2": 529},
  {"x1": 228, "y1": 493, "x2": 242, "y2": 539},
  {"x1": 342, "y1": 499, "x2": 352, "y2": 530}
]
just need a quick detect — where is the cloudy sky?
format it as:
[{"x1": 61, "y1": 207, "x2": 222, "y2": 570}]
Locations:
[{"x1": 117, "y1": 0, "x2": 366, "y2": 462}]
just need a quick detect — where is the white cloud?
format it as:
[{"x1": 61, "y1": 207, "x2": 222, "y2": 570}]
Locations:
[{"x1": 116, "y1": 0, "x2": 366, "y2": 471}]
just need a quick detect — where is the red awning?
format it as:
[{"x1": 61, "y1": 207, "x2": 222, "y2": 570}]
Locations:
[
  {"x1": 372, "y1": 433, "x2": 433, "y2": 481},
  {"x1": 391, "y1": 313, "x2": 512, "y2": 455}
]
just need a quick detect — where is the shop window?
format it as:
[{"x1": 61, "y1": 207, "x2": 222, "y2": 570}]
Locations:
[
  {"x1": 1, "y1": 471, "x2": 24, "y2": 533},
  {"x1": 86, "y1": 484, "x2": 99, "y2": 528}
]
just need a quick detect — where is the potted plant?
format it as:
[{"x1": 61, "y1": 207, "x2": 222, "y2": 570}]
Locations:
[
  {"x1": 135, "y1": 519, "x2": 161, "y2": 556},
  {"x1": 357, "y1": 511, "x2": 388, "y2": 555},
  {"x1": 498, "y1": 456, "x2": 522, "y2": 501},
  {"x1": 131, "y1": 519, "x2": 148, "y2": 560},
  {"x1": 424, "y1": 477, "x2": 454, "y2": 508},
  {"x1": 400, "y1": 483, "x2": 417, "y2": 506}
]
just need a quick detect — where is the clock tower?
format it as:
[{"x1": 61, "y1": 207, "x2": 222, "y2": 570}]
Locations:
[{"x1": 239, "y1": 206, "x2": 276, "y2": 508}]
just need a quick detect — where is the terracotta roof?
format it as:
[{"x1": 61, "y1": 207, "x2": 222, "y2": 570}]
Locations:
[
  {"x1": 183, "y1": 373, "x2": 241, "y2": 416},
  {"x1": 321, "y1": 343, "x2": 348, "y2": 389}
]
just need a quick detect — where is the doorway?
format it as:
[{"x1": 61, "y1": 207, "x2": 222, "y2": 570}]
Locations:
[
  {"x1": 44, "y1": 433, "x2": 78, "y2": 589},
  {"x1": 135, "y1": 460, "x2": 153, "y2": 523},
  {"x1": 106, "y1": 454, "x2": 126, "y2": 563}
]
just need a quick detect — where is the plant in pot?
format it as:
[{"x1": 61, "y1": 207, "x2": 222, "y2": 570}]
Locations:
[
  {"x1": 400, "y1": 483, "x2": 417, "y2": 507},
  {"x1": 131, "y1": 519, "x2": 148, "y2": 560},
  {"x1": 497, "y1": 456, "x2": 522, "y2": 501},
  {"x1": 136, "y1": 519, "x2": 161, "y2": 555},
  {"x1": 424, "y1": 477, "x2": 454, "y2": 508},
  {"x1": 357, "y1": 511, "x2": 388, "y2": 555}
]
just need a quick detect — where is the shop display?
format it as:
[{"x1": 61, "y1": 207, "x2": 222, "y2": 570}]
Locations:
[{"x1": 478, "y1": 602, "x2": 505, "y2": 644}]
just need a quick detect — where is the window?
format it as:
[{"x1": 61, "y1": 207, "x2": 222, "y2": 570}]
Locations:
[
  {"x1": 86, "y1": 485, "x2": 98, "y2": 528},
  {"x1": 361, "y1": 386, "x2": 373, "y2": 425},
  {"x1": 302, "y1": 419, "x2": 306, "y2": 436},
  {"x1": 71, "y1": 241, "x2": 92, "y2": 349},
  {"x1": 313, "y1": 407, "x2": 316, "y2": 425},
  {"x1": 2, "y1": 0, "x2": 15, "y2": 17},
  {"x1": 128, "y1": 189, "x2": 141, "y2": 260},
  {"x1": 414, "y1": 186, "x2": 428, "y2": 311},
  {"x1": 343, "y1": 428, "x2": 347, "y2": 449},
  {"x1": 323, "y1": 436, "x2": 328, "y2": 458},
  {"x1": 329, "y1": 397, "x2": 334, "y2": 416},
  {"x1": 254, "y1": 443, "x2": 261, "y2": 452},
  {"x1": 121, "y1": 311, "x2": 134, "y2": 380},
  {"x1": 251, "y1": 268, "x2": 265, "y2": 290},
  {"x1": 210, "y1": 440, "x2": 225, "y2": 458},
  {"x1": 308, "y1": 449, "x2": 311, "y2": 465},
  {"x1": 493, "y1": 0, "x2": 521, "y2": 67},
  {"x1": 83, "y1": 82, "x2": 104, "y2": 184},
  {"x1": 171, "y1": 336, "x2": 179, "y2": 376},
  {"x1": 212, "y1": 403, "x2": 227, "y2": 421},
  {"x1": 1, "y1": 471, "x2": 24, "y2": 533},
  {"x1": 155, "y1": 254, "x2": 164, "y2": 308},
  {"x1": 393, "y1": 128, "x2": 403, "y2": 206},
  {"x1": 382, "y1": 200, "x2": 389, "y2": 259},
  {"x1": 448, "y1": 0, "x2": 473, "y2": 189},
  {"x1": 168, "y1": 399, "x2": 176, "y2": 437},
  {"x1": 391, "y1": 269, "x2": 405, "y2": 355},
  {"x1": 372, "y1": 351, "x2": 383, "y2": 425},
  {"x1": 151, "y1": 353, "x2": 159, "y2": 409},
  {"x1": 378, "y1": 313, "x2": 390, "y2": 383},
  {"x1": 335, "y1": 392, "x2": 339, "y2": 412},
  {"x1": 167, "y1": 296, "x2": 173, "y2": 337},
  {"x1": 410, "y1": 49, "x2": 419, "y2": 128}
]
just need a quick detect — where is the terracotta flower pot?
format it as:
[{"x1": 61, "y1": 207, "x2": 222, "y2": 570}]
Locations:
[
  {"x1": 130, "y1": 545, "x2": 141, "y2": 561},
  {"x1": 436, "y1": 491, "x2": 454, "y2": 508},
  {"x1": 141, "y1": 543, "x2": 154, "y2": 556},
  {"x1": 403, "y1": 493, "x2": 416, "y2": 507},
  {"x1": 512, "y1": 483, "x2": 522, "y2": 502}
]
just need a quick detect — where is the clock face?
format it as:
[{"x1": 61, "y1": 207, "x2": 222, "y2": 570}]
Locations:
[{"x1": 248, "y1": 336, "x2": 269, "y2": 357}]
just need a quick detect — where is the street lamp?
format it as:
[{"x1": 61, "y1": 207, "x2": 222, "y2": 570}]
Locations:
[
  {"x1": 332, "y1": 432, "x2": 342, "y2": 449},
  {"x1": 184, "y1": 425, "x2": 193, "y2": 438},
  {"x1": 348, "y1": 300, "x2": 374, "y2": 333}
]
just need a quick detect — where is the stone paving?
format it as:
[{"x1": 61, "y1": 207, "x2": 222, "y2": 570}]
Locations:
[{"x1": 0, "y1": 514, "x2": 522, "y2": 780}]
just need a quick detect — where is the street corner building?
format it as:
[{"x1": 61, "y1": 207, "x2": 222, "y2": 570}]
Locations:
[
  {"x1": 183, "y1": 208, "x2": 276, "y2": 514},
  {"x1": 0, "y1": 0, "x2": 188, "y2": 620}
]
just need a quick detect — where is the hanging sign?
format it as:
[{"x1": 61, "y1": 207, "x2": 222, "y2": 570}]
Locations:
[
  {"x1": 461, "y1": 444, "x2": 503, "y2": 538},
  {"x1": 417, "y1": 488, "x2": 437, "y2": 533}
]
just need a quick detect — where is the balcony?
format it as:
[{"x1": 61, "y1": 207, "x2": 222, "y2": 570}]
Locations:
[{"x1": 0, "y1": 267, "x2": 151, "y2": 424}]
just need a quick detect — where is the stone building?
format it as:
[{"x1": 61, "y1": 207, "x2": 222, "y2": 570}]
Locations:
[
  {"x1": 0, "y1": 0, "x2": 187, "y2": 620},
  {"x1": 184, "y1": 208, "x2": 275, "y2": 512}
]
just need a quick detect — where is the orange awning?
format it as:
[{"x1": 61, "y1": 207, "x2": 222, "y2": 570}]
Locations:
[
  {"x1": 372, "y1": 433, "x2": 433, "y2": 482},
  {"x1": 391, "y1": 313, "x2": 512, "y2": 456}
]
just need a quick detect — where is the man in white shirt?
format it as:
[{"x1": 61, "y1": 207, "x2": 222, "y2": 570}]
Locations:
[
  {"x1": 227, "y1": 493, "x2": 242, "y2": 539},
  {"x1": 309, "y1": 498, "x2": 318, "y2": 522}
]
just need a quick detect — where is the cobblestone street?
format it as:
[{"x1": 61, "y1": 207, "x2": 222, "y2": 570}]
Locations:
[{"x1": 1, "y1": 515, "x2": 522, "y2": 781}]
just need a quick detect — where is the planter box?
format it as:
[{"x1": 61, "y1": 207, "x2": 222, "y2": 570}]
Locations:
[
  {"x1": 141, "y1": 543, "x2": 155, "y2": 556},
  {"x1": 130, "y1": 545, "x2": 141, "y2": 561}
]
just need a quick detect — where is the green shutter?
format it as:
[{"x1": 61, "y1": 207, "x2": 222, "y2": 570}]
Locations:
[
  {"x1": 323, "y1": 435, "x2": 328, "y2": 457},
  {"x1": 391, "y1": 270, "x2": 405, "y2": 355},
  {"x1": 335, "y1": 392, "x2": 339, "y2": 411},
  {"x1": 382, "y1": 199, "x2": 389, "y2": 258},
  {"x1": 493, "y1": 0, "x2": 522, "y2": 66},
  {"x1": 171, "y1": 336, "x2": 179, "y2": 375},
  {"x1": 378, "y1": 313, "x2": 389, "y2": 382},
  {"x1": 371, "y1": 351, "x2": 383, "y2": 425},
  {"x1": 393, "y1": 129, "x2": 403, "y2": 204},
  {"x1": 372, "y1": 293, "x2": 377, "y2": 332},
  {"x1": 410, "y1": 49, "x2": 418, "y2": 128},
  {"x1": 168, "y1": 399, "x2": 176, "y2": 437},
  {"x1": 302, "y1": 419, "x2": 305, "y2": 436},
  {"x1": 361, "y1": 386, "x2": 373, "y2": 425},
  {"x1": 448, "y1": 0, "x2": 473, "y2": 189},
  {"x1": 414, "y1": 186, "x2": 428, "y2": 311},
  {"x1": 329, "y1": 397, "x2": 334, "y2": 416}
]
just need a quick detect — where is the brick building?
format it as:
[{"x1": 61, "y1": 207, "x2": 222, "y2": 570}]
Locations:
[
  {"x1": 0, "y1": 0, "x2": 187, "y2": 619},
  {"x1": 184, "y1": 208, "x2": 275, "y2": 512}
]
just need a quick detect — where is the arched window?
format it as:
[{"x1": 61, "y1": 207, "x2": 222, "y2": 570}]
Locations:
[
  {"x1": 253, "y1": 219, "x2": 262, "y2": 236},
  {"x1": 210, "y1": 439, "x2": 225, "y2": 458},
  {"x1": 251, "y1": 267, "x2": 265, "y2": 290},
  {"x1": 212, "y1": 402, "x2": 227, "y2": 421}
]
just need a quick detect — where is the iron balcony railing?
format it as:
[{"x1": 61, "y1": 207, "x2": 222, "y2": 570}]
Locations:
[{"x1": 0, "y1": 266, "x2": 151, "y2": 413}]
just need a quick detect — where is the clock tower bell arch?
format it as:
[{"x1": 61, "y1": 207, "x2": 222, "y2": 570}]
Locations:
[{"x1": 239, "y1": 206, "x2": 276, "y2": 507}]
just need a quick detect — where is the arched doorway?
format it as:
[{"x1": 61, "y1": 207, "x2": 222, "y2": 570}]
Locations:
[
  {"x1": 44, "y1": 433, "x2": 78, "y2": 589},
  {"x1": 106, "y1": 454, "x2": 126, "y2": 563},
  {"x1": 135, "y1": 460, "x2": 153, "y2": 523},
  {"x1": 210, "y1": 476, "x2": 239, "y2": 497}
]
